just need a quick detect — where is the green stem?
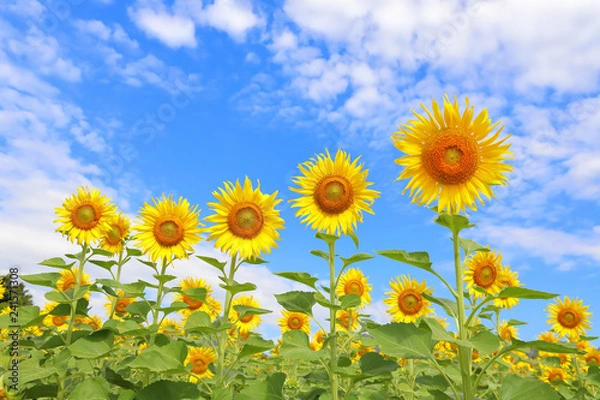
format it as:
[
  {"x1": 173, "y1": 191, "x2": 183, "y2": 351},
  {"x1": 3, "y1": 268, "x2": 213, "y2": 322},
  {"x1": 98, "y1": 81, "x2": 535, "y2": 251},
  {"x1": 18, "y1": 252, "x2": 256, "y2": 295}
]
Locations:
[
  {"x1": 143, "y1": 259, "x2": 168, "y2": 387},
  {"x1": 65, "y1": 244, "x2": 88, "y2": 347},
  {"x1": 217, "y1": 254, "x2": 237, "y2": 387},
  {"x1": 430, "y1": 358, "x2": 461, "y2": 400},
  {"x1": 108, "y1": 251, "x2": 125, "y2": 320},
  {"x1": 328, "y1": 241, "x2": 339, "y2": 400}
]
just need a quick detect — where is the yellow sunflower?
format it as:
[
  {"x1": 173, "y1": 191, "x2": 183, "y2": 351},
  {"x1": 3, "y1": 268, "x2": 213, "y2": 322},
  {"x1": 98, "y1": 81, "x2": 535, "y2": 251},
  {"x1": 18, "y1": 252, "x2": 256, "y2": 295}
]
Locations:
[
  {"x1": 391, "y1": 95, "x2": 513, "y2": 214},
  {"x1": 278, "y1": 311, "x2": 310, "y2": 334},
  {"x1": 384, "y1": 275, "x2": 433, "y2": 323},
  {"x1": 336, "y1": 268, "x2": 371, "y2": 309},
  {"x1": 493, "y1": 267, "x2": 521, "y2": 309},
  {"x1": 56, "y1": 268, "x2": 92, "y2": 300},
  {"x1": 499, "y1": 321, "x2": 518, "y2": 342},
  {"x1": 159, "y1": 318, "x2": 183, "y2": 337},
  {"x1": 310, "y1": 330, "x2": 326, "y2": 351},
  {"x1": 98, "y1": 212, "x2": 130, "y2": 254},
  {"x1": 584, "y1": 348, "x2": 600, "y2": 365},
  {"x1": 175, "y1": 277, "x2": 221, "y2": 320},
  {"x1": 336, "y1": 309, "x2": 360, "y2": 331},
  {"x1": 132, "y1": 194, "x2": 203, "y2": 263},
  {"x1": 42, "y1": 302, "x2": 69, "y2": 332},
  {"x1": 204, "y1": 177, "x2": 284, "y2": 260},
  {"x1": 230, "y1": 295, "x2": 262, "y2": 334},
  {"x1": 538, "y1": 331, "x2": 559, "y2": 343},
  {"x1": 0, "y1": 282, "x2": 5, "y2": 300},
  {"x1": 55, "y1": 186, "x2": 117, "y2": 245},
  {"x1": 105, "y1": 290, "x2": 135, "y2": 318},
  {"x1": 547, "y1": 297, "x2": 592, "y2": 340},
  {"x1": 186, "y1": 346, "x2": 217, "y2": 381},
  {"x1": 289, "y1": 149, "x2": 379, "y2": 235},
  {"x1": 464, "y1": 250, "x2": 507, "y2": 299},
  {"x1": 540, "y1": 366, "x2": 572, "y2": 385}
]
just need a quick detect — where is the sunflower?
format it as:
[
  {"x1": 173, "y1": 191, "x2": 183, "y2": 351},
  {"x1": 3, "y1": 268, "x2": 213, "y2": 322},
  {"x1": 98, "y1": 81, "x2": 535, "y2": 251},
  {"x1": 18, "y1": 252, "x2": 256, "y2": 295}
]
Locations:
[
  {"x1": 493, "y1": 267, "x2": 521, "y2": 309},
  {"x1": 132, "y1": 194, "x2": 203, "y2": 263},
  {"x1": 105, "y1": 290, "x2": 135, "y2": 318},
  {"x1": 56, "y1": 268, "x2": 92, "y2": 300},
  {"x1": 278, "y1": 311, "x2": 310, "y2": 334},
  {"x1": 186, "y1": 346, "x2": 217, "y2": 381},
  {"x1": 336, "y1": 309, "x2": 360, "y2": 331},
  {"x1": 175, "y1": 277, "x2": 221, "y2": 319},
  {"x1": 289, "y1": 149, "x2": 379, "y2": 235},
  {"x1": 0, "y1": 282, "x2": 5, "y2": 300},
  {"x1": 42, "y1": 302, "x2": 69, "y2": 332},
  {"x1": 310, "y1": 330, "x2": 326, "y2": 351},
  {"x1": 230, "y1": 295, "x2": 262, "y2": 334},
  {"x1": 55, "y1": 186, "x2": 117, "y2": 245},
  {"x1": 584, "y1": 348, "x2": 600, "y2": 365},
  {"x1": 499, "y1": 321, "x2": 518, "y2": 342},
  {"x1": 540, "y1": 366, "x2": 572, "y2": 385},
  {"x1": 98, "y1": 212, "x2": 130, "y2": 254},
  {"x1": 538, "y1": 331, "x2": 559, "y2": 343},
  {"x1": 336, "y1": 268, "x2": 371, "y2": 309},
  {"x1": 464, "y1": 250, "x2": 507, "y2": 299},
  {"x1": 384, "y1": 275, "x2": 433, "y2": 323},
  {"x1": 392, "y1": 95, "x2": 513, "y2": 214},
  {"x1": 547, "y1": 297, "x2": 592, "y2": 340},
  {"x1": 159, "y1": 318, "x2": 183, "y2": 337},
  {"x1": 74, "y1": 315, "x2": 102, "y2": 330}
]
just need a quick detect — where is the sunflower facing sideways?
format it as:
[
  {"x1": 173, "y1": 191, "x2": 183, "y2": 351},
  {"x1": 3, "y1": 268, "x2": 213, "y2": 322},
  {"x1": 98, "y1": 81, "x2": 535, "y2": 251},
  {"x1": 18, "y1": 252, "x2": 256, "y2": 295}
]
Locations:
[
  {"x1": 547, "y1": 296, "x2": 592, "y2": 340},
  {"x1": 230, "y1": 295, "x2": 262, "y2": 334},
  {"x1": 391, "y1": 95, "x2": 513, "y2": 214},
  {"x1": 56, "y1": 267, "x2": 92, "y2": 300},
  {"x1": 98, "y1": 212, "x2": 130, "y2": 255},
  {"x1": 290, "y1": 149, "x2": 379, "y2": 236},
  {"x1": 384, "y1": 275, "x2": 433, "y2": 323},
  {"x1": 55, "y1": 186, "x2": 117, "y2": 245},
  {"x1": 186, "y1": 346, "x2": 217, "y2": 381},
  {"x1": 132, "y1": 195, "x2": 203, "y2": 263},
  {"x1": 336, "y1": 268, "x2": 372, "y2": 309},
  {"x1": 204, "y1": 177, "x2": 284, "y2": 261}
]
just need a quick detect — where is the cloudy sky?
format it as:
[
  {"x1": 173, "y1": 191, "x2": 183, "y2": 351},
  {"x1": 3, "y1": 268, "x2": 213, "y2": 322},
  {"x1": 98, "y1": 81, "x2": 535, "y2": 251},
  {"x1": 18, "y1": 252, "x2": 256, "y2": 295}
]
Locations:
[{"x1": 1, "y1": 0, "x2": 599, "y2": 341}]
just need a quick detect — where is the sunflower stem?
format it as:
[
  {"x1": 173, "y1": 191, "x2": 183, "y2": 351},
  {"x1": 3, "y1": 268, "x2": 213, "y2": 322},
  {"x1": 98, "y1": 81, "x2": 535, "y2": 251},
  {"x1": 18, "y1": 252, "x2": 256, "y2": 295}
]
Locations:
[
  {"x1": 328, "y1": 241, "x2": 339, "y2": 400},
  {"x1": 65, "y1": 244, "x2": 88, "y2": 346},
  {"x1": 217, "y1": 254, "x2": 237, "y2": 387},
  {"x1": 108, "y1": 250, "x2": 124, "y2": 320}
]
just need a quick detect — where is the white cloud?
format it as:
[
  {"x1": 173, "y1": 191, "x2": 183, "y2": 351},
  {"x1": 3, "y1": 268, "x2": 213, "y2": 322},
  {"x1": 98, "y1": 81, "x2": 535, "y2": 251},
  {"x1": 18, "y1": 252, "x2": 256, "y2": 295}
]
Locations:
[
  {"x1": 200, "y1": 0, "x2": 263, "y2": 42},
  {"x1": 129, "y1": 7, "x2": 197, "y2": 48}
]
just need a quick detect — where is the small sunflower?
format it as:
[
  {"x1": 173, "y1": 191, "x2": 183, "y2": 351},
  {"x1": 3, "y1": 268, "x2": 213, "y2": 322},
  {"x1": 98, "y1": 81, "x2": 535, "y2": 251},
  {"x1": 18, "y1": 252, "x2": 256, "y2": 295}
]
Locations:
[
  {"x1": 0, "y1": 281, "x2": 5, "y2": 300},
  {"x1": 186, "y1": 346, "x2": 217, "y2": 381},
  {"x1": 392, "y1": 95, "x2": 513, "y2": 214},
  {"x1": 175, "y1": 277, "x2": 221, "y2": 319},
  {"x1": 547, "y1": 297, "x2": 592, "y2": 340},
  {"x1": 336, "y1": 268, "x2": 371, "y2": 309},
  {"x1": 132, "y1": 194, "x2": 203, "y2": 263},
  {"x1": 464, "y1": 250, "x2": 507, "y2": 299},
  {"x1": 278, "y1": 311, "x2": 310, "y2": 334},
  {"x1": 584, "y1": 348, "x2": 600, "y2": 365},
  {"x1": 384, "y1": 275, "x2": 433, "y2": 323},
  {"x1": 538, "y1": 331, "x2": 559, "y2": 343},
  {"x1": 290, "y1": 149, "x2": 379, "y2": 235},
  {"x1": 42, "y1": 302, "x2": 69, "y2": 332},
  {"x1": 55, "y1": 186, "x2": 117, "y2": 245},
  {"x1": 336, "y1": 309, "x2": 360, "y2": 331},
  {"x1": 105, "y1": 290, "x2": 136, "y2": 318},
  {"x1": 56, "y1": 268, "x2": 92, "y2": 300},
  {"x1": 159, "y1": 318, "x2": 183, "y2": 337},
  {"x1": 204, "y1": 177, "x2": 284, "y2": 260},
  {"x1": 230, "y1": 295, "x2": 262, "y2": 334},
  {"x1": 310, "y1": 330, "x2": 326, "y2": 351},
  {"x1": 493, "y1": 267, "x2": 521, "y2": 309},
  {"x1": 540, "y1": 366, "x2": 572, "y2": 385},
  {"x1": 98, "y1": 212, "x2": 130, "y2": 254},
  {"x1": 499, "y1": 321, "x2": 518, "y2": 342}
]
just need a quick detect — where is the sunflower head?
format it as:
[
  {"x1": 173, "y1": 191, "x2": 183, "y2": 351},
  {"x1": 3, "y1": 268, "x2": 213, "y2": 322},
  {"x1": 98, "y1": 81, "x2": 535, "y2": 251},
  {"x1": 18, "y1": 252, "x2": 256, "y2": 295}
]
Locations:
[
  {"x1": 540, "y1": 366, "x2": 572, "y2": 385},
  {"x1": 230, "y1": 295, "x2": 262, "y2": 334},
  {"x1": 186, "y1": 346, "x2": 217, "y2": 381},
  {"x1": 54, "y1": 186, "x2": 117, "y2": 245},
  {"x1": 105, "y1": 290, "x2": 136, "y2": 318},
  {"x1": 290, "y1": 149, "x2": 379, "y2": 235},
  {"x1": 336, "y1": 268, "x2": 372, "y2": 309},
  {"x1": 464, "y1": 250, "x2": 507, "y2": 299},
  {"x1": 56, "y1": 268, "x2": 92, "y2": 300},
  {"x1": 175, "y1": 277, "x2": 221, "y2": 320},
  {"x1": 547, "y1": 296, "x2": 592, "y2": 340},
  {"x1": 392, "y1": 95, "x2": 513, "y2": 214},
  {"x1": 42, "y1": 302, "x2": 69, "y2": 332},
  {"x1": 584, "y1": 348, "x2": 600, "y2": 365},
  {"x1": 384, "y1": 275, "x2": 433, "y2": 323},
  {"x1": 499, "y1": 321, "x2": 518, "y2": 342},
  {"x1": 336, "y1": 309, "x2": 360, "y2": 331},
  {"x1": 493, "y1": 267, "x2": 521, "y2": 309},
  {"x1": 132, "y1": 194, "x2": 203, "y2": 263},
  {"x1": 278, "y1": 311, "x2": 310, "y2": 334},
  {"x1": 99, "y1": 212, "x2": 131, "y2": 255},
  {"x1": 204, "y1": 177, "x2": 284, "y2": 260}
]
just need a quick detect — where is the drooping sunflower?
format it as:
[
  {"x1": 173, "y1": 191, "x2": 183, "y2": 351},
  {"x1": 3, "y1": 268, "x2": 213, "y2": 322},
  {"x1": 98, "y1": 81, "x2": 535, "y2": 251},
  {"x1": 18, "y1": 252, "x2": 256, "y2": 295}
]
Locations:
[
  {"x1": 391, "y1": 95, "x2": 513, "y2": 214},
  {"x1": 55, "y1": 186, "x2": 117, "y2": 245},
  {"x1": 98, "y1": 212, "x2": 130, "y2": 254},
  {"x1": 230, "y1": 295, "x2": 262, "y2": 334},
  {"x1": 493, "y1": 267, "x2": 521, "y2": 309},
  {"x1": 464, "y1": 250, "x2": 507, "y2": 299},
  {"x1": 336, "y1": 268, "x2": 371, "y2": 309},
  {"x1": 278, "y1": 310, "x2": 310, "y2": 334},
  {"x1": 547, "y1": 296, "x2": 592, "y2": 340},
  {"x1": 132, "y1": 194, "x2": 203, "y2": 263},
  {"x1": 56, "y1": 268, "x2": 92, "y2": 300},
  {"x1": 204, "y1": 177, "x2": 284, "y2": 260},
  {"x1": 289, "y1": 149, "x2": 379, "y2": 236},
  {"x1": 175, "y1": 277, "x2": 221, "y2": 320},
  {"x1": 499, "y1": 321, "x2": 518, "y2": 342},
  {"x1": 186, "y1": 346, "x2": 217, "y2": 381},
  {"x1": 384, "y1": 275, "x2": 433, "y2": 323}
]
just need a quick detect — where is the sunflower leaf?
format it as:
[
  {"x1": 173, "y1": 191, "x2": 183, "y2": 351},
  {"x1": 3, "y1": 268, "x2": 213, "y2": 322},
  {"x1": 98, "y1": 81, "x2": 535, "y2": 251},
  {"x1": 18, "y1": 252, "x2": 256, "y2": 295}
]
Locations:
[
  {"x1": 88, "y1": 259, "x2": 117, "y2": 271},
  {"x1": 422, "y1": 294, "x2": 457, "y2": 319},
  {"x1": 280, "y1": 331, "x2": 322, "y2": 360},
  {"x1": 221, "y1": 281, "x2": 257, "y2": 296},
  {"x1": 238, "y1": 336, "x2": 274, "y2": 359},
  {"x1": 339, "y1": 253, "x2": 374, "y2": 268},
  {"x1": 134, "y1": 381, "x2": 200, "y2": 400},
  {"x1": 469, "y1": 331, "x2": 501, "y2": 356},
  {"x1": 507, "y1": 319, "x2": 528, "y2": 327},
  {"x1": 315, "y1": 232, "x2": 339, "y2": 245},
  {"x1": 510, "y1": 339, "x2": 579, "y2": 354},
  {"x1": 340, "y1": 294, "x2": 361, "y2": 309},
  {"x1": 347, "y1": 232, "x2": 360, "y2": 249},
  {"x1": 367, "y1": 322, "x2": 433, "y2": 359},
  {"x1": 237, "y1": 372, "x2": 286, "y2": 400},
  {"x1": 233, "y1": 305, "x2": 272, "y2": 319},
  {"x1": 243, "y1": 257, "x2": 268, "y2": 264},
  {"x1": 196, "y1": 255, "x2": 227, "y2": 272},
  {"x1": 313, "y1": 292, "x2": 341, "y2": 311},
  {"x1": 39, "y1": 257, "x2": 75, "y2": 270},
  {"x1": 359, "y1": 352, "x2": 399, "y2": 376},
  {"x1": 459, "y1": 238, "x2": 490, "y2": 256},
  {"x1": 91, "y1": 248, "x2": 114, "y2": 257},
  {"x1": 310, "y1": 249, "x2": 330, "y2": 261},
  {"x1": 126, "y1": 247, "x2": 143, "y2": 257},
  {"x1": 274, "y1": 272, "x2": 319, "y2": 290},
  {"x1": 152, "y1": 274, "x2": 178, "y2": 285},
  {"x1": 376, "y1": 250, "x2": 433, "y2": 271},
  {"x1": 435, "y1": 213, "x2": 474, "y2": 234},
  {"x1": 180, "y1": 287, "x2": 207, "y2": 301},
  {"x1": 20, "y1": 273, "x2": 62, "y2": 288},
  {"x1": 498, "y1": 375, "x2": 560, "y2": 400},
  {"x1": 496, "y1": 287, "x2": 558, "y2": 300},
  {"x1": 275, "y1": 291, "x2": 316, "y2": 315}
]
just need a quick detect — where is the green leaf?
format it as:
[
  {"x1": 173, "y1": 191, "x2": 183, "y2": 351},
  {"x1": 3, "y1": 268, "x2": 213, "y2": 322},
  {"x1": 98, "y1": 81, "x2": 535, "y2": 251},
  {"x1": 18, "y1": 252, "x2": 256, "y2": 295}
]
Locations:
[
  {"x1": 237, "y1": 372, "x2": 286, "y2": 400},
  {"x1": 315, "y1": 232, "x2": 339, "y2": 245},
  {"x1": 20, "y1": 358, "x2": 58, "y2": 384},
  {"x1": 20, "y1": 272, "x2": 62, "y2": 288},
  {"x1": 184, "y1": 311, "x2": 212, "y2": 333},
  {"x1": 434, "y1": 213, "x2": 474, "y2": 234},
  {"x1": 496, "y1": 287, "x2": 559, "y2": 300},
  {"x1": 67, "y1": 377, "x2": 109, "y2": 400},
  {"x1": 181, "y1": 287, "x2": 207, "y2": 301},
  {"x1": 507, "y1": 319, "x2": 528, "y2": 327},
  {"x1": 339, "y1": 253, "x2": 374, "y2": 268},
  {"x1": 88, "y1": 259, "x2": 117, "y2": 271},
  {"x1": 310, "y1": 249, "x2": 330, "y2": 261},
  {"x1": 126, "y1": 247, "x2": 143, "y2": 257},
  {"x1": 340, "y1": 294, "x2": 361, "y2": 309},
  {"x1": 244, "y1": 257, "x2": 268, "y2": 264},
  {"x1": 513, "y1": 339, "x2": 579, "y2": 354},
  {"x1": 212, "y1": 388, "x2": 235, "y2": 400},
  {"x1": 280, "y1": 330, "x2": 322, "y2": 360},
  {"x1": 376, "y1": 250, "x2": 433, "y2": 271},
  {"x1": 39, "y1": 257, "x2": 74, "y2": 269},
  {"x1": 153, "y1": 274, "x2": 178, "y2": 284},
  {"x1": 125, "y1": 301, "x2": 151, "y2": 319},
  {"x1": 274, "y1": 272, "x2": 319, "y2": 290},
  {"x1": 367, "y1": 322, "x2": 433, "y2": 359},
  {"x1": 499, "y1": 375, "x2": 559, "y2": 400},
  {"x1": 105, "y1": 367, "x2": 135, "y2": 390},
  {"x1": 233, "y1": 305, "x2": 272, "y2": 320},
  {"x1": 134, "y1": 381, "x2": 201, "y2": 400},
  {"x1": 128, "y1": 341, "x2": 187, "y2": 372},
  {"x1": 275, "y1": 291, "x2": 316, "y2": 315},
  {"x1": 359, "y1": 352, "x2": 399, "y2": 375},
  {"x1": 197, "y1": 255, "x2": 227, "y2": 272},
  {"x1": 22, "y1": 385, "x2": 58, "y2": 399},
  {"x1": 415, "y1": 375, "x2": 449, "y2": 392},
  {"x1": 469, "y1": 331, "x2": 500, "y2": 356},
  {"x1": 220, "y1": 281, "x2": 257, "y2": 296},
  {"x1": 238, "y1": 336, "x2": 275, "y2": 359},
  {"x1": 313, "y1": 292, "x2": 341, "y2": 311},
  {"x1": 92, "y1": 248, "x2": 114, "y2": 257},
  {"x1": 423, "y1": 294, "x2": 457, "y2": 318},
  {"x1": 44, "y1": 290, "x2": 72, "y2": 303},
  {"x1": 459, "y1": 238, "x2": 489, "y2": 256},
  {"x1": 347, "y1": 231, "x2": 359, "y2": 249},
  {"x1": 69, "y1": 329, "x2": 114, "y2": 359}
]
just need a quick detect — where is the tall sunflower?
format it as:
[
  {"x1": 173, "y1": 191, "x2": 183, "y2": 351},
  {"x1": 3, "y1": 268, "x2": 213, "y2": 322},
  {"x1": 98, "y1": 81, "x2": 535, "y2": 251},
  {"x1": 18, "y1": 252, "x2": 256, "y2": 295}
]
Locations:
[
  {"x1": 278, "y1": 310, "x2": 310, "y2": 334},
  {"x1": 204, "y1": 177, "x2": 284, "y2": 260},
  {"x1": 384, "y1": 275, "x2": 433, "y2": 323},
  {"x1": 464, "y1": 250, "x2": 507, "y2": 299},
  {"x1": 186, "y1": 346, "x2": 217, "y2": 381},
  {"x1": 547, "y1": 296, "x2": 592, "y2": 340},
  {"x1": 230, "y1": 295, "x2": 262, "y2": 334},
  {"x1": 392, "y1": 95, "x2": 513, "y2": 214},
  {"x1": 175, "y1": 277, "x2": 221, "y2": 320},
  {"x1": 132, "y1": 195, "x2": 203, "y2": 263},
  {"x1": 98, "y1": 212, "x2": 130, "y2": 254},
  {"x1": 336, "y1": 268, "x2": 371, "y2": 309},
  {"x1": 55, "y1": 186, "x2": 117, "y2": 245},
  {"x1": 289, "y1": 149, "x2": 379, "y2": 235}
]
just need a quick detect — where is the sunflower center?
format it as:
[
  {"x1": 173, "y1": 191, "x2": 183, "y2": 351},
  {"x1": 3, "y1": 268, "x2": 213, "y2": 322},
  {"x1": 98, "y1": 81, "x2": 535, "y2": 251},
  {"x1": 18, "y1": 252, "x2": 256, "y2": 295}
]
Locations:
[
  {"x1": 106, "y1": 225, "x2": 123, "y2": 245},
  {"x1": 473, "y1": 265, "x2": 496, "y2": 288},
  {"x1": 548, "y1": 370, "x2": 564, "y2": 382},
  {"x1": 183, "y1": 296, "x2": 204, "y2": 310},
  {"x1": 153, "y1": 216, "x2": 185, "y2": 246},
  {"x1": 228, "y1": 202, "x2": 264, "y2": 239},
  {"x1": 398, "y1": 290, "x2": 423, "y2": 315},
  {"x1": 52, "y1": 315, "x2": 67, "y2": 326},
  {"x1": 240, "y1": 314, "x2": 254, "y2": 323},
  {"x1": 586, "y1": 354, "x2": 600, "y2": 364},
  {"x1": 501, "y1": 329, "x2": 513, "y2": 341},
  {"x1": 345, "y1": 280, "x2": 364, "y2": 296},
  {"x1": 72, "y1": 203, "x2": 99, "y2": 230},
  {"x1": 558, "y1": 310, "x2": 580, "y2": 328},
  {"x1": 192, "y1": 358, "x2": 208, "y2": 374},
  {"x1": 288, "y1": 316, "x2": 303, "y2": 330},
  {"x1": 115, "y1": 300, "x2": 128, "y2": 314},
  {"x1": 314, "y1": 176, "x2": 354, "y2": 214},
  {"x1": 421, "y1": 128, "x2": 480, "y2": 185}
]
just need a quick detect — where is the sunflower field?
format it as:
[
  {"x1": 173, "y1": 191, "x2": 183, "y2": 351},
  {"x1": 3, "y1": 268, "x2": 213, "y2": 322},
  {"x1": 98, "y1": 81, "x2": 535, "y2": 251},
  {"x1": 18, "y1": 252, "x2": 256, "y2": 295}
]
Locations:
[{"x1": 2, "y1": 96, "x2": 599, "y2": 400}]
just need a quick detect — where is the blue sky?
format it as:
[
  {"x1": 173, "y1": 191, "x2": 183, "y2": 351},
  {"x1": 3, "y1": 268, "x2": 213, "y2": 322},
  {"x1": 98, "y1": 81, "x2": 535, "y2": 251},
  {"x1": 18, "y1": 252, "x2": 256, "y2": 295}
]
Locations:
[{"x1": 1, "y1": 0, "x2": 600, "y2": 342}]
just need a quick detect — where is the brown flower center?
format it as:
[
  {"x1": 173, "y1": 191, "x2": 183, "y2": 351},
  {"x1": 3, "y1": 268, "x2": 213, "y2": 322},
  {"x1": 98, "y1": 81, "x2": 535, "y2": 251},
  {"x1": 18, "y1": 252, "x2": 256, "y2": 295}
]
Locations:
[
  {"x1": 106, "y1": 225, "x2": 123, "y2": 245},
  {"x1": 183, "y1": 296, "x2": 204, "y2": 310},
  {"x1": 558, "y1": 309, "x2": 580, "y2": 328},
  {"x1": 71, "y1": 203, "x2": 100, "y2": 230},
  {"x1": 192, "y1": 357, "x2": 209, "y2": 374},
  {"x1": 314, "y1": 175, "x2": 354, "y2": 214},
  {"x1": 153, "y1": 216, "x2": 185, "y2": 246},
  {"x1": 227, "y1": 202, "x2": 264, "y2": 239},
  {"x1": 398, "y1": 290, "x2": 423, "y2": 315},
  {"x1": 421, "y1": 128, "x2": 480, "y2": 185},
  {"x1": 288, "y1": 316, "x2": 303, "y2": 330},
  {"x1": 473, "y1": 264, "x2": 497, "y2": 288},
  {"x1": 344, "y1": 280, "x2": 364, "y2": 296}
]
